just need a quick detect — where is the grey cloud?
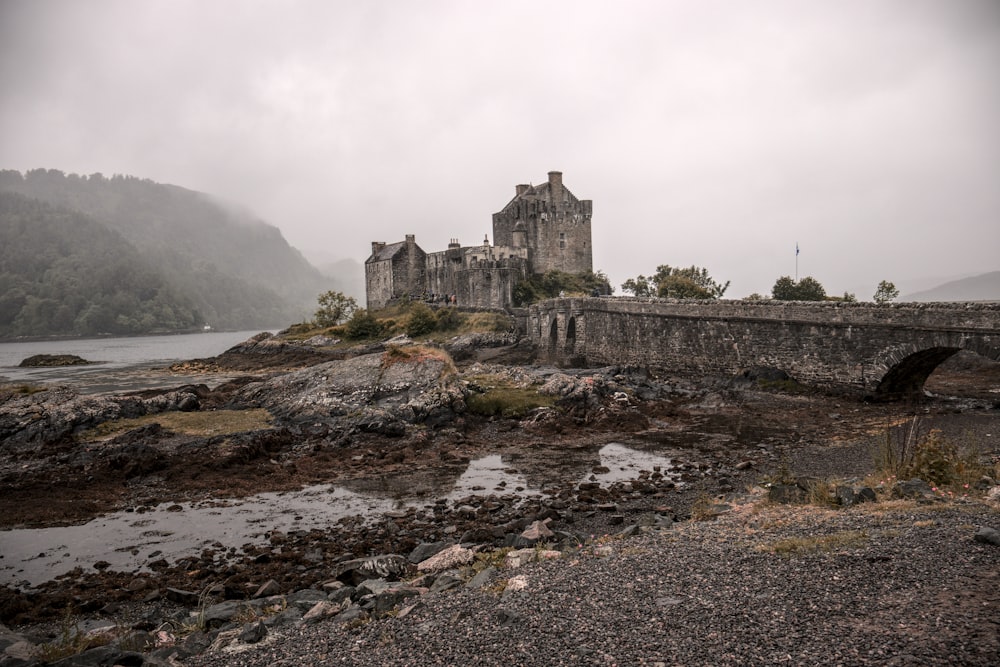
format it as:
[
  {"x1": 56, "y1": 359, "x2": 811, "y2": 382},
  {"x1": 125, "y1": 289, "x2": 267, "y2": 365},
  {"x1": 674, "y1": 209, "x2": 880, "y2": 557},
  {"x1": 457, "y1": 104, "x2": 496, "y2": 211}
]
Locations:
[{"x1": 1, "y1": 0, "x2": 997, "y2": 298}]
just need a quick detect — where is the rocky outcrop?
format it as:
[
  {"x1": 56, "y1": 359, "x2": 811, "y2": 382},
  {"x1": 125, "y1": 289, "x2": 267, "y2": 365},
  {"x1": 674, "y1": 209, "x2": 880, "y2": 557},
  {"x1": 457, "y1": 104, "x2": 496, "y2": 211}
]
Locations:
[
  {"x1": 232, "y1": 346, "x2": 466, "y2": 435},
  {"x1": 0, "y1": 386, "x2": 202, "y2": 450},
  {"x1": 18, "y1": 354, "x2": 93, "y2": 367},
  {"x1": 179, "y1": 332, "x2": 337, "y2": 372},
  {"x1": 443, "y1": 332, "x2": 519, "y2": 361}
]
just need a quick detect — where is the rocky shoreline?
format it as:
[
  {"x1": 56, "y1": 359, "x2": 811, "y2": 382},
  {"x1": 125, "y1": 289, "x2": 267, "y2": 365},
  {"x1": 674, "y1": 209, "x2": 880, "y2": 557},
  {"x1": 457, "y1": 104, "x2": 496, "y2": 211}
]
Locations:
[{"x1": 1, "y1": 331, "x2": 998, "y2": 665}]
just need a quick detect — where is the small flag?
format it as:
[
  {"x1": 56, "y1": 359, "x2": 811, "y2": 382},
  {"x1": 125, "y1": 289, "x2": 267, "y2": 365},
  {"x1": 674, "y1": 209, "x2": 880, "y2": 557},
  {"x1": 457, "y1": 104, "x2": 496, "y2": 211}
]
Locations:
[{"x1": 796, "y1": 242, "x2": 799, "y2": 256}]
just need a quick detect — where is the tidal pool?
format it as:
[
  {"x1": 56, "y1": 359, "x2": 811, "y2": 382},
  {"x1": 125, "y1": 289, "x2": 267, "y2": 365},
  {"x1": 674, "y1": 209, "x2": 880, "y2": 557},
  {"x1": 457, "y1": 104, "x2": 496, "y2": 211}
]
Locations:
[{"x1": 0, "y1": 442, "x2": 680, "y2": 587}]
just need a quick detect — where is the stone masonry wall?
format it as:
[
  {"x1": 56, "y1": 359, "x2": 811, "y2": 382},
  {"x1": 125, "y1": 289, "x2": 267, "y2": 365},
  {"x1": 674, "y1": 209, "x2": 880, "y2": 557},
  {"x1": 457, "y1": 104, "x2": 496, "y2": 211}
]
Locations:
[{"x1": 529, "y1": 298, "x2": 1000, "y2": 395}]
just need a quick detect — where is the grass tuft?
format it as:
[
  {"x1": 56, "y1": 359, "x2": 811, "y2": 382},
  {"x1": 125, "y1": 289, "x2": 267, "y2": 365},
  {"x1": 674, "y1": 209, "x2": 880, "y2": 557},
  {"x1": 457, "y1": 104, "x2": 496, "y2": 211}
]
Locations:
[
  {"x1": 465, "y1": 378, "x2": 556, "y2": 418},
  {"x1": 80, "y1": 408, "x2": 272, "y2": 441},
  {"x1": 759, "y1": 530, "x2": 869, "y2": 555}
]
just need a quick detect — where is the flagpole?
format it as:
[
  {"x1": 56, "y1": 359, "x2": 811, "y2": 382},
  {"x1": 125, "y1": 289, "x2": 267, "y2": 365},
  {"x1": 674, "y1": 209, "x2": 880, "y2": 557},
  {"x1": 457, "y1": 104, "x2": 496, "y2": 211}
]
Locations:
[{"x1": 795, "y1": 242, "x2": 799, "y2": 282}]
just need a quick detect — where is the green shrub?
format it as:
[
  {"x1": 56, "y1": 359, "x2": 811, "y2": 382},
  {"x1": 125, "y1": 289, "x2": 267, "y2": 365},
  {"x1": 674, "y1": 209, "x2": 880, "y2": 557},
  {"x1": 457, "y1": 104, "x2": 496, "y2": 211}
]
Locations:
[
  {"x1": 875, "y1": 424, "x2": 985, "y2": 489},
  {"x1": 435, "y1": 307, "x2": 462, "y2": 332},
  {"x1": 405, "y1": 302, "x2": 438, "y2": 337},
  {"x1": 344, "y1": 308, "x2": 384, "y2": 340}
]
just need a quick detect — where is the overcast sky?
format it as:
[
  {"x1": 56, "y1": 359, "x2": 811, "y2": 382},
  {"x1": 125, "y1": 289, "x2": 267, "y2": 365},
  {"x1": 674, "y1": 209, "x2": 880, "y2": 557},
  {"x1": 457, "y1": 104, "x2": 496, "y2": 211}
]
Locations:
[{"x1": 2, "y1": 0, "x2": 998, "y2": 298}]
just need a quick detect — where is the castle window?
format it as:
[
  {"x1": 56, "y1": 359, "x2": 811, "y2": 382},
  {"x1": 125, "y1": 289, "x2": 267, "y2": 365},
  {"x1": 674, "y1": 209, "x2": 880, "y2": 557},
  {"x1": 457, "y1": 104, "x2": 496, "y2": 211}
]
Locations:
[{"x1": 559, "y1": 232, "x2": 566, "y2": 249}]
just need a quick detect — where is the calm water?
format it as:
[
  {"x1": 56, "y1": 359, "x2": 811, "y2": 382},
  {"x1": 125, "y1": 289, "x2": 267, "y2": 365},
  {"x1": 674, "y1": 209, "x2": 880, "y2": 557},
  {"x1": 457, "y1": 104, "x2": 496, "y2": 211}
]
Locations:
[
  {"x1": 0, "y1": 330, "x2": 267, "y2": 391},
  {"x1": 0, "y1": 443, "x2": 681, "y2": 586}
]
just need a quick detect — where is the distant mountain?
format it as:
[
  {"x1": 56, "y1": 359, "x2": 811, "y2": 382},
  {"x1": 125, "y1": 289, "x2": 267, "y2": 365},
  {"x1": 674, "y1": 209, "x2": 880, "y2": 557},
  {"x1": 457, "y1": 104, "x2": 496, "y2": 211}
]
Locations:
[
  {"x1": 0, "y1": 169, "x2": 331, "y2": 337},
  {"x1": 902, "y1": 271, "x2": 1000, "y2": 302}
]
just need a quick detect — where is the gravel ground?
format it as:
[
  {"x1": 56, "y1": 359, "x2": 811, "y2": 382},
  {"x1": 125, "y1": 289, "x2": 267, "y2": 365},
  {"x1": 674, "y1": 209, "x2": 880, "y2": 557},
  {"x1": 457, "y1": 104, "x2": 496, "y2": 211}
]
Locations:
[{"x1": 189, "y1": 496, "x2": 1000, "y2": 667}]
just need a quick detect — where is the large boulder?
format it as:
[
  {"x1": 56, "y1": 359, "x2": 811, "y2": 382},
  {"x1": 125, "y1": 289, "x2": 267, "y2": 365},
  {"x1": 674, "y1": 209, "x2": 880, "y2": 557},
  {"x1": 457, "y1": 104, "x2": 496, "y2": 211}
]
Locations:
[{"x1": 233, "y1": 346, "x2": 466, "y2": 434}]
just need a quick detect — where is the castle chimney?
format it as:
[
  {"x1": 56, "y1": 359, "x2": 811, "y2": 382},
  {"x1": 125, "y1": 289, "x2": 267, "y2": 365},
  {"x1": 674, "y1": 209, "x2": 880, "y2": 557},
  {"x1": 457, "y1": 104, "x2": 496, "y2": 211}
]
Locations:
[
  {"x1": 548, "y1": 171, "x2": 563, "y2": 201},
  {"x1": 516, "y1": 184, "x2": 530, "y2": 196},
  {"x1": 371, "y1": 241, "x2": 386, "y2": 257}
]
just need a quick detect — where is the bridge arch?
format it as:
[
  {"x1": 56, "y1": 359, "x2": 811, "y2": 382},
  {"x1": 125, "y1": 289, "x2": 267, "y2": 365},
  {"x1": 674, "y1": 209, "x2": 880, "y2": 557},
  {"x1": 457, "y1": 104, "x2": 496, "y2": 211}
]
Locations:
[
  {"x1": 565, "y1": 316, "x2": 577, "y2": 355},
  {"x1": 547, "y1": 318, "x2": 559, "y2": 361},
  {"x1": 870, "y1": 339, "x2": 1000, "y2": 398}
]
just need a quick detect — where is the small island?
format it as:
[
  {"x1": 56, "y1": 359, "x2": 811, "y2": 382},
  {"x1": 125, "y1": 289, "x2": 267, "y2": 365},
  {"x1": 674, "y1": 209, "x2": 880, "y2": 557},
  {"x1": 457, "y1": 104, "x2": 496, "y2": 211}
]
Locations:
[{"x1": 18, "y1": 354, "x2": 94, "y2": 367}]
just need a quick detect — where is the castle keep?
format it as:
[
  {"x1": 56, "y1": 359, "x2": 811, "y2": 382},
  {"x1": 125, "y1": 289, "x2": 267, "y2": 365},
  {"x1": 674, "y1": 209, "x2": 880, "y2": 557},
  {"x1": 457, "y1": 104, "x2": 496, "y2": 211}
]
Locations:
[{"x1": 365, "y1": 171, "x2": 593, "y2": 310}]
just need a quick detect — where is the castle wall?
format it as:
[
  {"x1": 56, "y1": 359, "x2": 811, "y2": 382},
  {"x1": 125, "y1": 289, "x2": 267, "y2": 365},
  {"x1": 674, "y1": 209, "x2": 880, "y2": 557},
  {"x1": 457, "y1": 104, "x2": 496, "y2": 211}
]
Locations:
[
  {"x1": 366, "y1": 172, "x2": 591, "y2": 310},
  {"x1": 365, "y1": 260, "x2": 395, "y2": 310},
  {"x1": 491, "y1": 171, "x2": 592, "y2": 276},
  {"x1": 530, "y1": 200, "x2": 592, "y2": 275},
  {"x1": 455, "y1": 258, "x2": 528, "y2": 309}
]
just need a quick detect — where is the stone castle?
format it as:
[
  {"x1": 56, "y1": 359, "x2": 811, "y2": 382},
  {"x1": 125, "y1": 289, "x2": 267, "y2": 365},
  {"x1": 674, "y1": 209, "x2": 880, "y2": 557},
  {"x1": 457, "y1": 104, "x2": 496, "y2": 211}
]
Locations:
[{"x1": 365, "y1": 171, "x2": 592, "y2": 310}]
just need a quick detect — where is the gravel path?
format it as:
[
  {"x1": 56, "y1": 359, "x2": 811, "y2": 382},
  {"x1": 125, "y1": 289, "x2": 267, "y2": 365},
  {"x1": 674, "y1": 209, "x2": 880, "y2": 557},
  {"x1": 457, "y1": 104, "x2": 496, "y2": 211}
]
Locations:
[{"x1": 189, "y1": 497, "x2": 1000, "y2": 667}]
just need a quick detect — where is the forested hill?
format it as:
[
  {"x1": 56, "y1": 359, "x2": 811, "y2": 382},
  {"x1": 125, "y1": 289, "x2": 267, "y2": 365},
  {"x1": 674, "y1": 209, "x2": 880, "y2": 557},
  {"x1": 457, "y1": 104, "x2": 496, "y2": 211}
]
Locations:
[{"x1": 0, "y1": 169, "x2": 330, "y2": 337}]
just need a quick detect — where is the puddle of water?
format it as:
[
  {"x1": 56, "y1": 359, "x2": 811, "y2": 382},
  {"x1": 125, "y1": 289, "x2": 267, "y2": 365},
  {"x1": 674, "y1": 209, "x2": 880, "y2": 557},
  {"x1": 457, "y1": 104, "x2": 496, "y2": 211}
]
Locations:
[
  {"x1": 446, "y1": 454, "x2": 540, "y2": 499},
  {"x1": 0, "y1": 442, "x2": 682, "y2": 587},
  {"x1": 0, "y1": 485, "x2": 404, "y2": 588},
  {"x1": 588, "y1": 443, "x2": 679, "y2": 485}
]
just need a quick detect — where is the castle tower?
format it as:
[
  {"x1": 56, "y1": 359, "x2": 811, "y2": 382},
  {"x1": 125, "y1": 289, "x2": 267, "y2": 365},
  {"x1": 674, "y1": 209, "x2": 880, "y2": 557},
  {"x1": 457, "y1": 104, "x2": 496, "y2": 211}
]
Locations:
[{"x1": 491, "y1": 170, "x2": 592, "y2": 275}]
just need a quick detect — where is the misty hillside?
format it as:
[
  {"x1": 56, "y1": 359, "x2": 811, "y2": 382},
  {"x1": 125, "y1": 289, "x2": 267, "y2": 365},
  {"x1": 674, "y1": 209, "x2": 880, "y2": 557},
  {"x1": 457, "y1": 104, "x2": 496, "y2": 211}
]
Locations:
[
  {"x1": 316, "y1": 258, "x2": 366, "y2": 302},
  {"x1": 0, "y1": 169, "x2": 331, "y2": 336},
  {"x1": 902, "y1": 271, "x2": 1000, "y2": 302}
]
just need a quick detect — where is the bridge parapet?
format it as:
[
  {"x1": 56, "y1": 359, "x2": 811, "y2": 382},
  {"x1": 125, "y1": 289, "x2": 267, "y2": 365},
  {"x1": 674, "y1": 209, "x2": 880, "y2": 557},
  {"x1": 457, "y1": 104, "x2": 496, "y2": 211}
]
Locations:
[{"x1": 528, "y1": 297, "x2": 1000, "y2": 397}]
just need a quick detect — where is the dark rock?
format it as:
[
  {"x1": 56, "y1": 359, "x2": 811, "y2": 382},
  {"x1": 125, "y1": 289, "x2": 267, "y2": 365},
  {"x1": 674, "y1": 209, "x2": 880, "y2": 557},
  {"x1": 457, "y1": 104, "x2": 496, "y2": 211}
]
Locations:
[
  {"x1": 892, "y1": 479, "x2": 934, "y2": 500},
  {"x1": 495, "y1": 609, "x2": 522, "y2": 627},
  {"x1": 355, "y1": 579, "x2": 393, "y2": 598},
  {"x1": 768, "y1": 484, "x2": 806, "y2": 504},
  {"x1": 374, "y1": 587, "x2": 422, "y2": 615},
  {"x1": 302, "y1": 601, "x2": 340, "y2": 623},
  {"x1": 834, "y1": 486, "x2": 855, "y2": 506},
  {"x1": 466, "y1": 566, "x2": 496, "y2": 589},
  {"x1": 176, "y1": 394, "x2": 200, "y2": 412},
  {"x1": 253, "y1": 579, "x2": 281, "y2": 598},
  {"x1": 19, "y1": 354, "x2": 92, "y2": 367},
  {"x1": 333, "y1": 606, "x2": 369, "y2": 626},
  {"x1": 50, "y1": 646, "x2": 142, "y2": 666},
  {"x1": 974, "y1": 526, "x2": 1000, "y2": 546},
  {"x1": 113, "y1": 630, "x2": 155, "y2": 653},
  {"x1": 286, "y1": 588, "x2": 328, "y2": 612},
  {"x1": 458, "y1": 527, "x2": 493, "y2": 544},
  {"x1": 407, "y1": 541, "x2": 453, "y2": 564},
  {"x1": 428, "y1": 574, "x2": 464, "y2": 594},
  {"x1": 238, "y1": 620, "x2": 267, "y2": 644},
  {"x1": 855, "y1": 487, "x2": 877, "y2": 503},
  {"x1": 264, "y1": 607, "x2": 303, "y2": 628},
  {"x1": 327, "y1": 585, "x2": 355, "y2": 605},
  {"x1": 336, "y1": 555, "x2": 409, "y2": 585},
  {"x1": 200, "y1": 600, "x2": 244, "y2": 628},
  {"x1": 164, "y1": 587, "x2": 199, "y2": 604}
]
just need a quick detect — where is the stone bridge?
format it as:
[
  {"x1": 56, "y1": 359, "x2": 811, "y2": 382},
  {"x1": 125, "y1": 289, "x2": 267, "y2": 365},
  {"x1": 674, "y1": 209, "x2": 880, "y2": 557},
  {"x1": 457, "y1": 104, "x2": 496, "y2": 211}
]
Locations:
[{"x1": 527, "y1": 298, "x2": 1000, "y2": 398}]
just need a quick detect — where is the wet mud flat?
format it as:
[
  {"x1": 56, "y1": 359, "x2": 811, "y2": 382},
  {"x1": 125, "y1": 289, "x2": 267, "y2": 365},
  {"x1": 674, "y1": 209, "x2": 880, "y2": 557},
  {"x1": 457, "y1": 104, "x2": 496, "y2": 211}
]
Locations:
[
  {"x1": 1, "y1": 342, "x2": 999, "y2": 633},
  {"x1": 3, "y1": 381, "x2": 998, "y2": 629}
]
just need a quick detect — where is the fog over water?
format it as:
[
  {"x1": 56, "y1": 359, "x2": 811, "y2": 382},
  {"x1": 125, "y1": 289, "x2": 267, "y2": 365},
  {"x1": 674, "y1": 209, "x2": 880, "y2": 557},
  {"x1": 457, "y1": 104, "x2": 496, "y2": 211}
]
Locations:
[
  {"x1": 1, "y1": 0, "x2": 998, "y2": 297},
  {"x1": 0, "y1": 330, "x2": 264, "y2": 389}
]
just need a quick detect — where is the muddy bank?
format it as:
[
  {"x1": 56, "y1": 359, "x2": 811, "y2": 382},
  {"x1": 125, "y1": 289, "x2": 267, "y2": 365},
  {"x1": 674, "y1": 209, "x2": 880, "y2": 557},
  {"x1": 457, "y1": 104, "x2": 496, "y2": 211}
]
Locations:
[{"x1": 1, "y1": 332, "x2": 998, "y2": 653}]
